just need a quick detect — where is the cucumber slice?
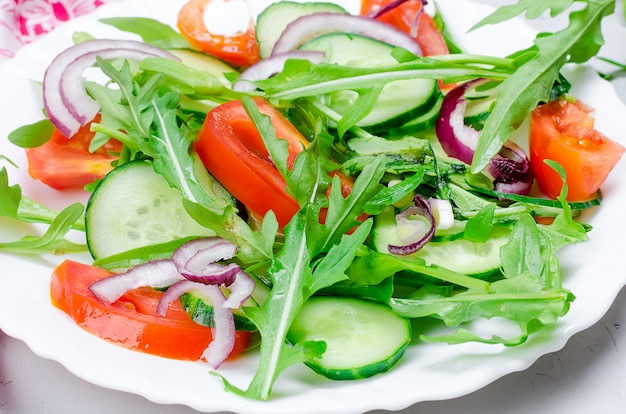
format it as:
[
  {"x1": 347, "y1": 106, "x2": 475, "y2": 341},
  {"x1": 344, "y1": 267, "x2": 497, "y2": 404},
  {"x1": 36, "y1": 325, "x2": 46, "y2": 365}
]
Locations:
[
  {"x1": 287, "y1": 296, "x2": 411, "y2": 380},
  {"x1": 373, "y1": 206, "x2": 509, "y2": 277},
  {"x1": 388, "y1": 93, "x2": 443, "y2": 136},
  {"x1": 255, "y1": 1, "x2": 348, "y2": 58},
  {"x1": 85, "y1": 160, "x2": 215, "y2": 260},
  {"x1": 299, "y1": 33, "x2": 438, "y2": 133}
]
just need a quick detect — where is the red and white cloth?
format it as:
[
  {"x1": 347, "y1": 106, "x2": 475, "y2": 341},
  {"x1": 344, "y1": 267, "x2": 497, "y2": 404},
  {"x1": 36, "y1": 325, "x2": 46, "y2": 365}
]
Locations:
[{"x1": 0, "y1": 0, "x2": 113, "y2": 63}]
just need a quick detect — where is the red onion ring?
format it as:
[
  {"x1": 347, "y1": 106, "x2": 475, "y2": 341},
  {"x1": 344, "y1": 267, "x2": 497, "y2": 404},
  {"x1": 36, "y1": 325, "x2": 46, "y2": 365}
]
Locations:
[
  {"x1": 435, "y1": 79, "x2": 483, "y2": 165},
  {"x1": 223, "y1": 271, "x2": 256, "y2": 309},
  {"x1": 435, "y1": 80, "x2": 533, "y2": 195},
  {"x1": 43, "y1": 39, "x2": 178, "y2": 137},
  {"x1": 157, "y1": 280, "x2": 235, "y2": 369},
  {"x1": 89, "y1": 259, "x2": 184, "y2": 305},
  {"x1": 88, "y1": 237, "x2": 253, "y2": 368},
  {"x1": 388, "y1": 194, "x2": 436, "y2": 255},
  {"x1": 271, "y1": 13, "x2": 423, "y2": 57},
  {"x1": 172, "y1": 237, "x2": 242, "y2": 284},
  {"x1": 491, "y1": 141, "x2": 533, "y2": 194},
  {"x1": 233, "y1": 50, "x2": 326, "y2": 92}
]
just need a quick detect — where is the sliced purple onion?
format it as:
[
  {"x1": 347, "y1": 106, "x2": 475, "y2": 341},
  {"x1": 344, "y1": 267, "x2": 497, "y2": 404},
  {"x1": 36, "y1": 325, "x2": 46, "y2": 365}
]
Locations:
[
  {"x1": 271, "y1": 13, "x2": 423, "y2": 57},
  {"x1": 88, "y1": 237, "x2": 253, "y2": 367},
  {"x1": 172, "y1": 237, "x2": 241, "y2": 284},
  {"x1": 89, "y1": 259, "x2": 184, "y2": 305},
  {"x1": 234, "y1": 50, "x2": 326, "y2": 92},
  {"x1": 435, "y1": 80, "x2": 533, "y2": 195},
  {"x1": 388, "y1": 194, "x2": 436, "y2": 255},
  {"x1": 172, "y1": 237, "x2": 238, "y2": 266},
  {"x1": 435, "y1": 79, "x2": 482, "y2": 165},
  {"x1": 43, "y1": 39, "x2": 178, "y2": 137},
  {"x1": 157, "y1": 280, "x2": 235, "y2": 369},
  {"x1": 491, "y1": 141, "x2": 533, "y2": 194},
  {"x1": 223, "y1": 271, "x2": 256, "y2": 309}
]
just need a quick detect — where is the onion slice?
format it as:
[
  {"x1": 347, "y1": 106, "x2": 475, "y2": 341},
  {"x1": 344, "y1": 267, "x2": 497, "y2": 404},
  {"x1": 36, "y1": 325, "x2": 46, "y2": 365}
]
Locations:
[
  {"x1": 435, "y1": 80, "x2": 533, "y2": 195},
  {"x1": 88, "y1": 237, "x2": 254, "y2": 368},
  {"x1": 435, "y1": 79, "x2": 482, "y2": 165},
  {"x1": 223, "y1": 271, "x2": 256, "y2": 309},
  {"x1": 43, "y1": 39, "x2": 178, "y2": 137},
  {"x1": 271, "y1": 13, "x2": 422, "y2": 57},
  {"x1": 388, "y1": 195, "x2": 436, "y2": 255},
  {"x1": 157, "y1": 280, "x2": 235, "y2": 369},
  {"x1": 233, "y1": 50, "x2": 326, "y2": 92},
  {"x1": 89, "y1": 259, "x2": 184, "y2": 305},
  {"x1": 172, "y1": 237, "x2": 242, "y2": 284}
]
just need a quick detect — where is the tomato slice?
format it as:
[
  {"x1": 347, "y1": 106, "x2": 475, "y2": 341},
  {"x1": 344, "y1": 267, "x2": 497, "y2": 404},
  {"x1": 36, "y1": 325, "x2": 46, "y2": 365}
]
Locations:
[
  {"x1": 194, "y1": 97, "x2": 308, "y2": 228},
  {"x1": 360, "y1": 0, "x2": 449, "y2": 57},
  {"x1": 177, "y1": 0, "x2": 259, "y2": 67},
  {"x1": 25, "y1": 118, "x2": 122, "y2": 190},
  {"x1": 50, "y1": 260, "x2": 251, "y2": 361},
  {"x1": 529, "y1": 98, "x2": 625, "y2": 201}
]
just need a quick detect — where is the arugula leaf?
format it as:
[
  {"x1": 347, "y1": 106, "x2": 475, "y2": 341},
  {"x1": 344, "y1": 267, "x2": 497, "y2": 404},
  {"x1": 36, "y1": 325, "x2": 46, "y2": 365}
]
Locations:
[
  {"x1": 0, "y1": 203, "x2": 86, "y2": 254},
  {"x1": 139, "y1": 57, "x2": 231, "y2": 97},
  {"x1": 149, "y1": 92, "x2": 212, "y2": 204},
  {"x1": 0, "y1": 167, "x2": 20, "y2": 218},
  {"x1": 259, "y1": 57, "x2": 513, "y2": 101},
  {"x1": 463, "y1": 203, "x2": 496, "y2": 242},
  {"x1": 99, "y1": 17, "x2": 191, "y2": 49},
  {"x1": 471, "y1": 0, "x2": 575, "y2": 28},
  {"x1": 215, "y1": 142, "x2": 384, "y2": 399},
  {"x1": 224, "y1": 208, "x2": 373, "y2": 400},
  {"x1": 537, "y1": 160, "x2": 589, "y2": 251},
  {"x1": 7, "y1": 119, "x2": 54, "y2": 148},
  {"x1": 471, "y1": 0, "x2": 615, "y2": 172},
  {"x1": 0, "y1": 167, "x2": 84, "y2": 231}
]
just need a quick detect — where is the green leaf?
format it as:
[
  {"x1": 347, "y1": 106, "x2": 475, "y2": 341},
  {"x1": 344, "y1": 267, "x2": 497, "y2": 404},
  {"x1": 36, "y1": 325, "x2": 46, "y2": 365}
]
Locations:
[
  {"x1": 0, "y1": 168, "x2": 84, "y2": 231},
  {"x1": 0, "y1": 167, "x2": 21, "y2": 217},
  {"x1": 139, "y1": 57, "x2": 228, "y2": 96},
  {"x1": 7, "y1": 119, "x2": 54, "y2": 148},
  {"x1": 471, "y1": 0, "x2": 575, "y2": 30},
  {"x1": 0, "y1": 203, "x2": 87, "y2": 254},
  {"x1": 393, "y1": 274, "x2": 572, "y2": 345},
  {"x1": 99, "y1": 17, "x2": 191, "y2": 49},
  {"x1": 500, "y1": 213, "x2": 544, "y2": 279},
  {"x1": 258, "y1": 57, "x2": 513, "y2": 101},
  {"x1": 463, "y1": 203, "x2": 495, "y2": 242},
  {"x1": 471, "y1": 0, "x2": 616, "y2": 172},
  {"x1": 149, "y1": 92, "x2": 212, "y2": 204}
]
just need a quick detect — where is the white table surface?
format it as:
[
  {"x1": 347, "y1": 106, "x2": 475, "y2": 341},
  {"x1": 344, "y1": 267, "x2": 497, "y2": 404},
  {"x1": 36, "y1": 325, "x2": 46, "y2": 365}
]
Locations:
[{"x1": 2, "y1": 1, "x2": 626, "y2": 413}]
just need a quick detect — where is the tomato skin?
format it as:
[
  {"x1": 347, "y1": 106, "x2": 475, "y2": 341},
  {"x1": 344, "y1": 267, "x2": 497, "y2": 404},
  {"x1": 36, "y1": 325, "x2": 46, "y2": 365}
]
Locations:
[
  {"x1": 25, "y1": 118, "x2": 121, "y2": 190},
  {"x1": 529, "y1": 98, "x2": 625, "y2": 201},
  {"x1": 177, "y1": 0, "x2": 259, "y2": 67},
  {"x1": 50, "y1": 260, "x2": 250, "y2": 361},
  {"x1": 360, "y1": 0, "x2": 449, "y2": 57},
  {"x1": 194, "y1": 97, "x2": 308, "y2": 228}
]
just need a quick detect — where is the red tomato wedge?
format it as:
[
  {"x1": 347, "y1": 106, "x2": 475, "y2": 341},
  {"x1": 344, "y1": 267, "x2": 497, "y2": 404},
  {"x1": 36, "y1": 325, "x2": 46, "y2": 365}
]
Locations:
[
  {"x1": 25, "y1": 118, "x2": 122, "y2": 190},
  {"x1": 194, "y1": 97, "x2": 309, "y2": 228},
  {"x1": 360, "y1": 0, "x2": 449, "y2": 57},
  {"x1": 177, "y1": 0, "x2": 259, "y2": 67},
  {"x1": 529, "y1": 98, "x2": 625, "y2": 201},
  {"x1": 50, "y1": 260, "x2": 251, "y2": 361}
]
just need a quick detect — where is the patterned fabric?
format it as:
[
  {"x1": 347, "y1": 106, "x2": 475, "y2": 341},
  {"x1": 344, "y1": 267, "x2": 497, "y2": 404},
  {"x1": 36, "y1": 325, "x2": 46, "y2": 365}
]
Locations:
[{"x1": 0, "y1": 0, "x2": 112, "y2": 63}]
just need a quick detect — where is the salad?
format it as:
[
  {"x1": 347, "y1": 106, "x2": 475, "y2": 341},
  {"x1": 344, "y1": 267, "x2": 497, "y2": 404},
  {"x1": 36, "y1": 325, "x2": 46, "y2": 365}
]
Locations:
[{"x1": 1, "y1": 0, "x2": 624, "y2": 407}]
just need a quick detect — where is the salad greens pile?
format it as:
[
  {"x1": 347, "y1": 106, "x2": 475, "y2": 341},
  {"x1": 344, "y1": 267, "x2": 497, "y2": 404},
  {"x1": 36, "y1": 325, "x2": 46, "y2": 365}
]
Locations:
[{"x1": 0, "y1": 0, "x2": 620, "y2": 402}]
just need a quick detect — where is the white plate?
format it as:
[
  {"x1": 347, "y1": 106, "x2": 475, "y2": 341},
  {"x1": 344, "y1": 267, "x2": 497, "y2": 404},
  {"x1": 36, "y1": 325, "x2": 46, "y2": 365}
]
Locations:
[{"x1": 1, "y1": 1, "x2": 625, "y2": 413}]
